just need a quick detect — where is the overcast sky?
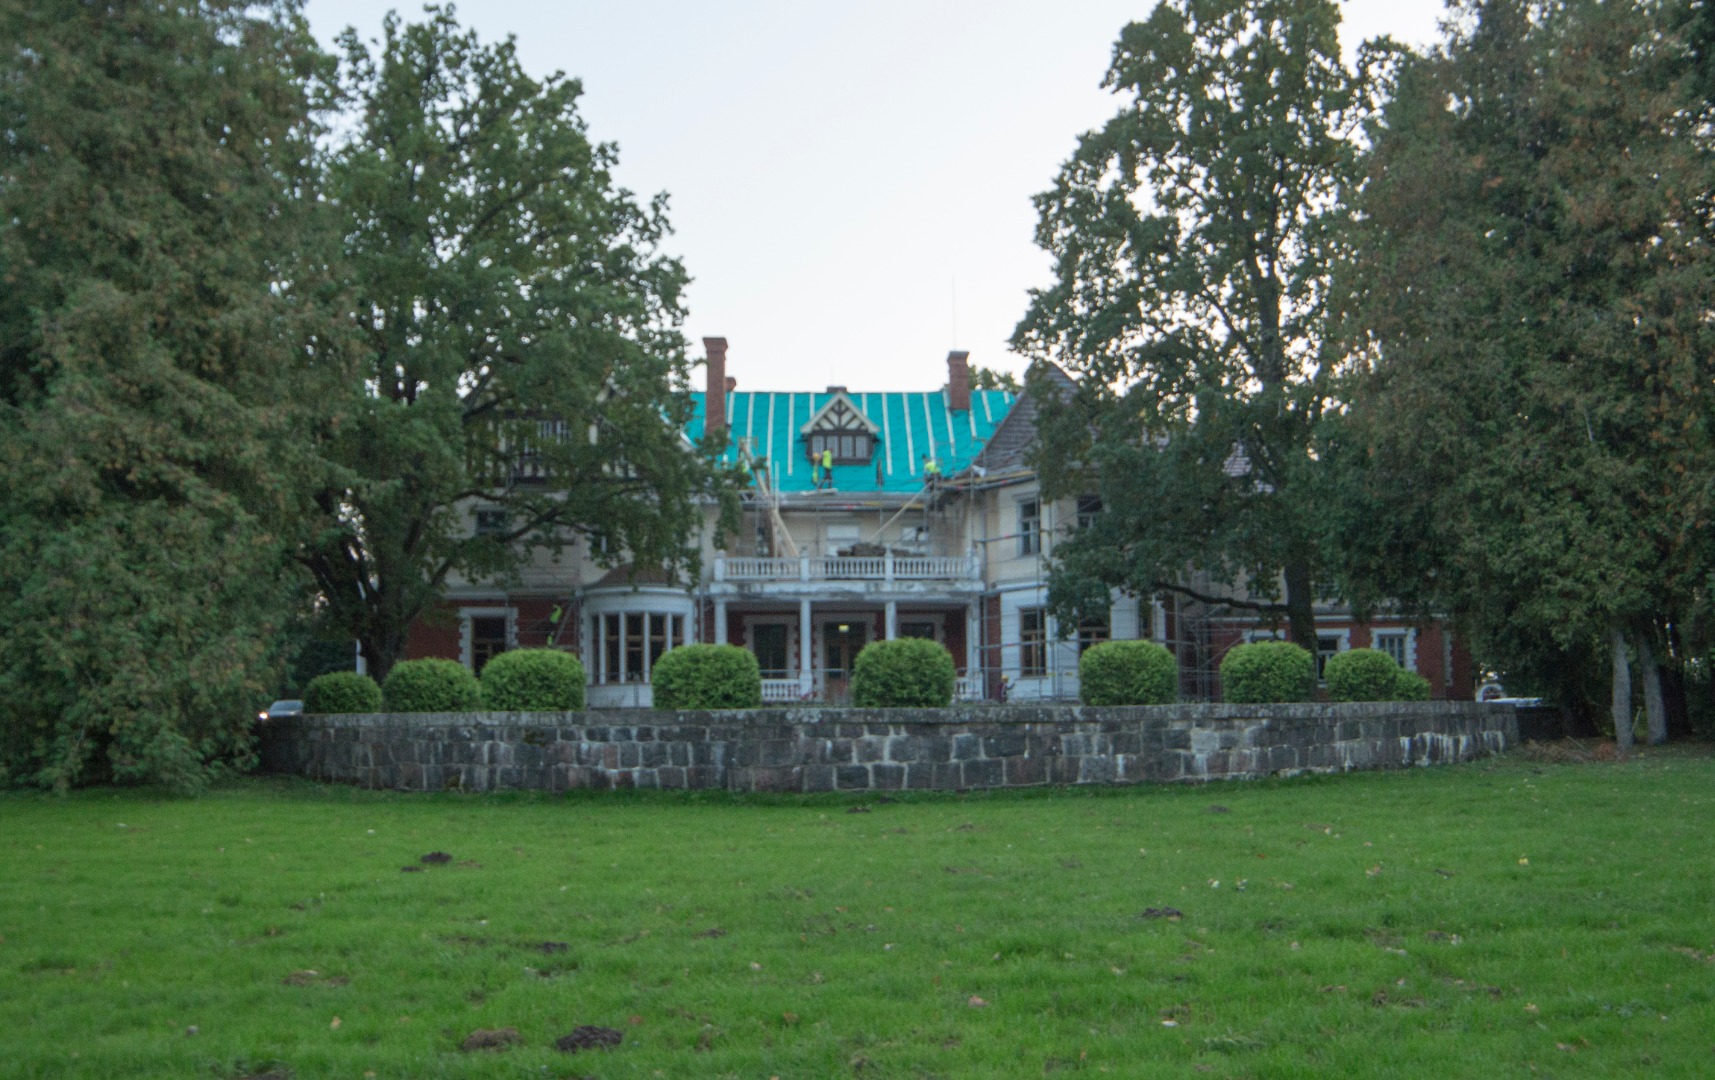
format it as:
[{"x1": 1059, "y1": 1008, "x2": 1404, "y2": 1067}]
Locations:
[{"x1": 304, "y1": 1, "x2": 1452, "y2": 391}]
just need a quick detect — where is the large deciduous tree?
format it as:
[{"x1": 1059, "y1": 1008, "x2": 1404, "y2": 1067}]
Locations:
[
  {"x1": 0, "y1": 0, "x2": 338, "y2": 790},
  {"x1": 1337, "y1": 0, "x2": 1715, "y2": 742},
  {"x1": 306, "y1": 10, "x2": 719, "y2": 680},
  {"x1": 1014, "y1": 0, "x2": 1375, "y2": 648}
]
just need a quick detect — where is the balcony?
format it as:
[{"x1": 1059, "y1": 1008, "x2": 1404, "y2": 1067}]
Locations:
[{"x1": 713, "y1": 553, "x2": 980, "y2": 585}]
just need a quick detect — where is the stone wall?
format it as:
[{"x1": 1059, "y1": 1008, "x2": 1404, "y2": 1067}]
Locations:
[{"x1": 258, "y1": 702, "x2": 1516, "y2": 794}]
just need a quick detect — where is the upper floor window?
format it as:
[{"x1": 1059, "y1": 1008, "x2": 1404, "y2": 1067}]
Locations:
[
  {"x1": 1018, "y1": 499, "x2": 1041, "y2": 556},
  {"x1": 1076, "y1": 494, "x2": 1102, "y2": 530},
  {"x1": 808, "y1": 432, "x2": 873, "y2": 464},
  {"x1": 800, "y1": 391, "x2": 880, "y2": 464},
  {"x1": 474, "y1": 508, "x2": 510, "y2": 536}
]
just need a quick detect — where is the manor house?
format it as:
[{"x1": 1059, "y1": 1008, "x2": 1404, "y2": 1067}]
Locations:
[{"x1": 404, "y1": 340, "x2": 1471, "y2": 706}]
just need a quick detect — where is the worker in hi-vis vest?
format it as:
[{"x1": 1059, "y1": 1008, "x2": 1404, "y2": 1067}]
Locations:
[
  {"x1": 922, "y1": 455, "x2": 941, "y2": 485},
  {"x1": 820, "y1": 448, "x2": 834, "y2": 489}
]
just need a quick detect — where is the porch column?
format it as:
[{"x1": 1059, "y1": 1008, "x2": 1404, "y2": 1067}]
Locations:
[
  {"x1": 714, "y1": 599, "x2": 728, "y2": 645},
  {"x1": 799, "y1": 598, "x2": 814, "y2": 697},
  {"x1": 966, "y1": 604, "x2": 980, "y2": 677},
  {"x1": 884, "y1": 600, "x2": 898, "y2": 640}
]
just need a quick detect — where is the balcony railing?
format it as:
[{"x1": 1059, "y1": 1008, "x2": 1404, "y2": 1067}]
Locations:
[{"x1": 714, "y1": 553, "x2": 980, "y2": 584}]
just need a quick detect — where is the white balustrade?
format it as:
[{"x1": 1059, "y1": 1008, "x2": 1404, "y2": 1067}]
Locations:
[{"x1": 715, "y1": 553, "x2": 978, "y2": 583}]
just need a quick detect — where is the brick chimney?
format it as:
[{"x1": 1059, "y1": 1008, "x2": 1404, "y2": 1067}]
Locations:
[
  {"x1": 946, "y1": 350, "x2": 971, "y2": 412},
  {"x1": 703, "y1": 337, "x2": 728, "y2": 436}
]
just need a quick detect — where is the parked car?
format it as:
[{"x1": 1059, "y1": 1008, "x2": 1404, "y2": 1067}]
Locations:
[{"x1": 259, "y1": 699, "x2": 303, "y2": 722}]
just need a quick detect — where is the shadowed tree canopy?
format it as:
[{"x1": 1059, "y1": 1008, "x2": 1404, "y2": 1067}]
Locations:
[
  {"x1": 0, "y1": 0, "x2": 339, "y2": 791},
  {"x1": 305, "y1": 9, "x2": 727, "y2": 680},
  {"x1": 1334, "y1": 0, "x2": 1715, "y2": 738},
  {"x1": 1014, "y1": 0, "x2": 1378, "y2": 648}
]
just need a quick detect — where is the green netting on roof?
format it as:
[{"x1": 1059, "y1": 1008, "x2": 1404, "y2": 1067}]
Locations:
[{"x1": 687, "y1": 389, "x2": 1015, "y2": 493}]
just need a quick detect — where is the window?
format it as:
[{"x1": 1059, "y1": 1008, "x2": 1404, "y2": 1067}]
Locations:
[
  {"x1": 1076, "y1": 494, "x2": 1102, "y2": 530},
  {"x1": 471, "y1": 616, "x2": 508, "y2": 674},
  {"x1": 1316, "y1": 635, "x2": 1343, "y2": 682},
  {"x1": 1020, "y1": 607, "x2": 1047, "y2": 676},
  {"x1": 1078, "y1": 614, "x2": 1109, "y2": 654},
  {"x1": 1374, "y1": 631, "x2": 1411, "y2": 670},
  {"x1": 808, "y1": 432, "x2": 873, "y2": 464},
  {"x1": 473, "y1": 508, "x2": 509, "y2": 536},
  {"x1": 595, "y1": 609, "x2": 684, "y2": 684},
  {"x1": 1018, "y1": 499, "x2": 1041, "y2": 556},
  {"x1": 753, "y1": 624, "x2": 790, "y2": 678},
  {"x1": 899, "y1": 620, "x2": 937, "y2": 641}
]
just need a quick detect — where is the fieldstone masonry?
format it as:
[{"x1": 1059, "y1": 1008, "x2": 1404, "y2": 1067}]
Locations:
[{"x1": 259, "y1": 702, "x2": 1516, "y2": 793}]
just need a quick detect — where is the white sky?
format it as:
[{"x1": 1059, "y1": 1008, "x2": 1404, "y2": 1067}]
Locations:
[{"x1": 304, "y1": 1, "x2": 1450, "y2": 391}]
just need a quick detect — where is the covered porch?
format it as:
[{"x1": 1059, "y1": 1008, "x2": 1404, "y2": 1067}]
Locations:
[{"x1": 709, "y1": 599, "x2": 982, "y2": 703}]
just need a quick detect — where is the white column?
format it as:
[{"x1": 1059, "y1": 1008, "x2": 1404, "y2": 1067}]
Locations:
[
  {"x1": 884, "y1": 600, "x2": 898, "y2": 640},
  {"x1": 714, "y1": 599, "x2": 728, "y2": 645},
  {"x1": 799, "y1": 598, "x2": 814, "y2": 697},
  {"x1": 966, "y1": 605, "x2": 980, "y2": 684}
]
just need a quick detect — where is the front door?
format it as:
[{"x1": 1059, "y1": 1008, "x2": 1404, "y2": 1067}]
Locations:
[{"x1": 823, "y1": 621, "x2": 869, "y2": 703}]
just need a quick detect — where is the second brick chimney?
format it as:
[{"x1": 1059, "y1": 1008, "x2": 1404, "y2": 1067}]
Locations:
[
  {"x1": 946, "y1": 350, "x2": 972, "y2": 412},
  {"x1": 703, "y1": 337, "x2": 728, "y2": 436}
]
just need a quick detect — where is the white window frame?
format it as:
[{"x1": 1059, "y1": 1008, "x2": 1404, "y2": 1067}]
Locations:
[
  {"x1": 459, "y1": 607, "x2": 515, "y2": 670},
  {"x1": 1372, "y1": 629, "x2": 1418, "y2": 673},
  {"x1": 1017, "y1": 498, "x2": 1041, "y2": 556}
]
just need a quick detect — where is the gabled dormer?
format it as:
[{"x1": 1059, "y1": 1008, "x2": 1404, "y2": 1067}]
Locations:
[{"x1": 799, "y1": 387, "x2": 881, "y2": 464}]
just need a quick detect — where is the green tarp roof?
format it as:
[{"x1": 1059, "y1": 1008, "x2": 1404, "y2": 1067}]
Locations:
[{"x1": 687, "y1": 389, "x2": 1016, "y2": 494}]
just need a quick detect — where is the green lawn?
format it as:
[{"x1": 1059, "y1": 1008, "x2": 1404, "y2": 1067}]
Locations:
[{"x1": 3, "y1": 748, "x2": 1713, "y2": 1079}]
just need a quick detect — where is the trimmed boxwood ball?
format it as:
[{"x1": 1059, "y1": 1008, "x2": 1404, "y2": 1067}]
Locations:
[
  {"x1": 1220, "y1": 641, "x2": 1314, "y2": 703},
  {"x1": 1324, "y1": 648, "x2": 1401, "y2": 702},
  {"x1": 1079, "y1": 639, "x2": 1178, "y2": 706},
  {"x1": 1395, "y1": 670, "x2": 1432, "y2": 701},
  {"x1": 851, "y1": 637, "x2": 956, "y2": 708},
  {"x1": 650, "y1": 644, "x2": 762, "y2": 710},
  {"x1": 480, "y1": 648, "x2": 585, "y2": 711},
  {"x1": 382, "y1": 658, "x2": 482, "y2": 712},
  {"x1": 303, "y1": 671, "x2": 382, "y2": 714}
]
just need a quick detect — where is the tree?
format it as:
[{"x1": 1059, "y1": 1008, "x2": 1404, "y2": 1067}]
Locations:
[
  {"x1": 0, "y1": 0, "x2": 337, "y2": 790},
  {"x1": 1337, "y1": 0, "x2": 1715, "y2": 742},
  {"x1": 1014, "y1": 0, "x2": 1375, "y2": 648},
  {"x1": 305, "y1": 10, "x2": 723, "y2": 680}
]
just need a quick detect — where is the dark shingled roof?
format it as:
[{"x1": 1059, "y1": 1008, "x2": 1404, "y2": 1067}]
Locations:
[{"x1": 968, "y1": 362, "x2": 1077, "y2": 475}]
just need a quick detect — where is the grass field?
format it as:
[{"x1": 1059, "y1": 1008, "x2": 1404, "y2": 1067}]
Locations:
[{"x1": 3, "y1": 747, "x2": 1714, "y2": 1079}]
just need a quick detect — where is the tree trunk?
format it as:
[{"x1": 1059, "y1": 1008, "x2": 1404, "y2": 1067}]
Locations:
[
  {"x1": 1610, "y1": 626, "x2": 1633, "y2": 755},
  {"x1": 1282, "y1": 557, "x2": 1318, "y2": 653},
  {"x1": 1639, "y1": 636, "x2": 1667, "y2": 745}
]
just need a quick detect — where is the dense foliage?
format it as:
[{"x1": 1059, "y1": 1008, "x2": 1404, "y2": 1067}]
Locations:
[
  {"x1": 480, "y1": 649, "x2": 586, "y2": 711},
  {"x1": 1017, "y1": 0, "x2": 1377, "y2": 649},
  {"x1": 381, "y1": 659, "x2": 482, "y2": 713},
  {"x1": 0, "y1": 0, "x2": 338, "y2": 792},
  {"x1": 851, "y1": 639, "x2": 957, "y2": 708},
  {"x1": 1323, "y1": 649, "x2": 1401, "y2": 703},
  {"x1": 1395, "y1": 671, "x2": 1432, "y2": 702},
  {"x1": 1078, "y1": 640, "x2": 1179, "y2": 706},
  {"x1": 1220, "y1": 642, "x2": 1314, "y2": 704},
  {"x1": 1334, "y1": 0, "x2": 1715, "y2": 742},
  {"x1": 304, "y1": 672, "x2": 383, "y2": 714},
  {"x1": 650, "y1": 645, "x2": 762, "y2": 711}
]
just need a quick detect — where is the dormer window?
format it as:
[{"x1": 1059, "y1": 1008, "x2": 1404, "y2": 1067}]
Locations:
[
  {"x1": 800, "y1": 389, "x2": 881, "y2": 464},
  {"x1": 808, "y1": 431, "x2": 873, "y2": 464}
]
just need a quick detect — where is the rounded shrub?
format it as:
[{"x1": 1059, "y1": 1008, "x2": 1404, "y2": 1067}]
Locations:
[
  {"x1": 480, "y1": 648, "x2": 585, "y2": 711},
  {"x1": 303, "y1": 671, "x2": 382, "y2": 714},
  {"x1": 851, "y1": 637, "x2": 956, "y2": 708},
  {"x1": 1394, "y1": 670, "x2": 1432, "y2": 701},
  {"x1": 1324, "y1": 647, "x2": 1402, "y2": 702},
  {"x1": 651, "y1": 644, "x2": 762, "y2": 710},
  {"x1": 382, "y1": 658, "x2": 482, "y2": 712},
  {"x1": 1079, "y1": 639, "x2": 1178, "y2": 706},
  {"x1": 1220, "y1": 641, "x2": 1314, "y2": 704}
]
